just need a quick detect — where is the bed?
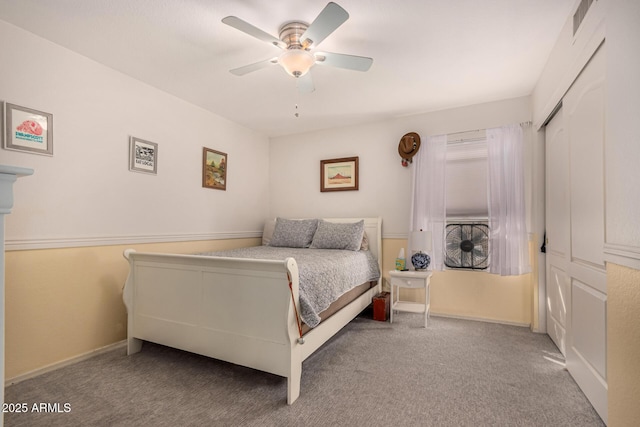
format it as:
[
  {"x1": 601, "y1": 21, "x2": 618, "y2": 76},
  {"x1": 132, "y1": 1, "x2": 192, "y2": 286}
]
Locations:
[{"x1": 122, "y1": 217, "x2": 382, "y2": 404}]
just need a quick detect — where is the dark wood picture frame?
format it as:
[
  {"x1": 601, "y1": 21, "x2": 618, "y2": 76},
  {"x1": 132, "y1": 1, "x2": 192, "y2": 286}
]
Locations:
[
  {"x1": 202, "y1": 147, "x2": 227, "y2": 190},
  {"x1": 320, "y1": 156, "x2": 359, "y2": 192}
]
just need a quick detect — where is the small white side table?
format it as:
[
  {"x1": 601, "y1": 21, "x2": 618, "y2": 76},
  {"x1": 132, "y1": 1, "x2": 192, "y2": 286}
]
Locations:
[{"x1": 389, "y1": 270, "x2": 432, "y2": 327}]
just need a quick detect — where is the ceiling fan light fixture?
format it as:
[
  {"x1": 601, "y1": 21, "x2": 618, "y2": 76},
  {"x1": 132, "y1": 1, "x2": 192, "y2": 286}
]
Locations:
[{"x1": 278, "y1": 49, "x2": 315, "y2": 77}]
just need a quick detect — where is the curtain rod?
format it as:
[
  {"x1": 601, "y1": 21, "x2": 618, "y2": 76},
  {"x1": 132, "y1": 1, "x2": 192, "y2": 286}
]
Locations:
[
  {"x1": 447, "y1": 128, "x2": 484, "y2": 137},
  {"x1": 447, "y1": 137, "x2": 485, "y2": 145},
  {"x1": 447, "y1": 121, "x2": 532, "y2": 137}
]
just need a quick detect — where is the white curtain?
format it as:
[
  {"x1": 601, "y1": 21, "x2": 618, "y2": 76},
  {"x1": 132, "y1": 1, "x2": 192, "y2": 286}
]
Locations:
[
  {"x1": 410, "y1": 134, "x2": 447, "y2": 270},
  {"x1": 486, "y1": 124, "x2": 530, "y2": 276}
]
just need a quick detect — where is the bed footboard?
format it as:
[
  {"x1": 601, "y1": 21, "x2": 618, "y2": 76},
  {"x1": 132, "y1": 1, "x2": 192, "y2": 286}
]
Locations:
[
  {"x1": 122, "y1": 249, "x2": 304, "y2": 404},
  {"x1": 121, "y1": 217, "x2": 382, "y2": 404}
]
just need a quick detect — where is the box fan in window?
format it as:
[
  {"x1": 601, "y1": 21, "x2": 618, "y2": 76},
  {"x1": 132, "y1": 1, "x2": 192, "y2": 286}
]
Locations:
[{"x1": 445, "y1": 223, "x2": 490, "y2": 270}]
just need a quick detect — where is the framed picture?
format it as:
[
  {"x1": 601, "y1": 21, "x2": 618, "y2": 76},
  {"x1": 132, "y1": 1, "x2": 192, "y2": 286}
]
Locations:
[
  {"x1": 202, "y1": 147, "x2": 227, "y2": 190},
  {"x1": 129, "y1": 136, "x2": 158, "y2": 174},
  {"x1": 0, "y1": 102, "x2": 3, "y2": 149},
  {"x1": 320, "y1": 156, "x2": 359, "y2": 192},
  {"x1": 4, "y1": 102, "x2": 53, "y2": 156}
]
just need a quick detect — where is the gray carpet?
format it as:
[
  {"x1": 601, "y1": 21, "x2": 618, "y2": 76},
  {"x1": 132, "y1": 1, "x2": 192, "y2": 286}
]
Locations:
[{"x1": 5, "y1": 312, "x2": 604, "y2": 426}]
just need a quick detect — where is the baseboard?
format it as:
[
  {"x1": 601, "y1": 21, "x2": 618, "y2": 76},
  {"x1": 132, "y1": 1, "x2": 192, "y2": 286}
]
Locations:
[
  {"x1": 430, "y1": 311, "x2": 531, "y2": 328},
  {"x1": 5, "y1": 340, "x2": 127, "y2": 387}
]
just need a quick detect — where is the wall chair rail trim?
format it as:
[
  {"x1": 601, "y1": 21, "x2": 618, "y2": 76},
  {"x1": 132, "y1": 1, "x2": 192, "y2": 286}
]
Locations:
[
  {"x1": 6, "y1": 231, "x2": 262, "y2": 251},
  {"x1": 604, "y1": 243, "x2": 640, "y2": 271}
]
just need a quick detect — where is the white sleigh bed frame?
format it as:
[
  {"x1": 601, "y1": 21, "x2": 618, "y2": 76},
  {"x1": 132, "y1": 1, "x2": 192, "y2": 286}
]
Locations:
[{"x1": 122, "y1": 217, "x2": 382, "y2": 404}]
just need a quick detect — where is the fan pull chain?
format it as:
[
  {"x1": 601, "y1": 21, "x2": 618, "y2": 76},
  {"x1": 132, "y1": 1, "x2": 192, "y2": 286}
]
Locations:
[{"x1": 294, "y1": 84, "x2": 301, "y2": 118}]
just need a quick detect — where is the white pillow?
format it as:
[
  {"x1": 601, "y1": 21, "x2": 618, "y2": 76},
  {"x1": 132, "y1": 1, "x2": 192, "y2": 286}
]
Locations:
[
  {"x1": 262, "y1": 219, "x2": 276, "y2": 246},
  {"x1": 360, "y1": 231, "x2": 370, "y2": 251}
]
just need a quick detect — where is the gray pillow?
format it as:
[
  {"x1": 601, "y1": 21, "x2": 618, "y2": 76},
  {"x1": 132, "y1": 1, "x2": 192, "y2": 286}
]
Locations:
[
  {"x1": 269, "y1": 218, "x2": 319, "y2": 248},
  {"x1": 310, "y1": 220, "x2": 365, "y2": 251}
]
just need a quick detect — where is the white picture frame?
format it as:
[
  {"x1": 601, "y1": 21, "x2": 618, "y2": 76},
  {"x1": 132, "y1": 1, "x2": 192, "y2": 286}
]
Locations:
[{"x1": 4, "y1": 102, "x2": 53, "y2": 156}]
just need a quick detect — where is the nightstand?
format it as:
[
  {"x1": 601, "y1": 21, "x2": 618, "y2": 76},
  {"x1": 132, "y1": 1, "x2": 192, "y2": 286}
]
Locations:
[{"x1": 389, "y1": 270, "x2": 432, "y2": 327}]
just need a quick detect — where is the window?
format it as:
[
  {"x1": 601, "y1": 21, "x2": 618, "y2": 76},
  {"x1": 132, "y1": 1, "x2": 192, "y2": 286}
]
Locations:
[
  {"x1": 445, "y1": 132, "x2": 489, "y2": 270},
  {"x1": 446, "y1": 132, "x2": 488, "y2": 218},
  {"x1": 411, "y1": 125, "x2": 528, "y2": 274}
]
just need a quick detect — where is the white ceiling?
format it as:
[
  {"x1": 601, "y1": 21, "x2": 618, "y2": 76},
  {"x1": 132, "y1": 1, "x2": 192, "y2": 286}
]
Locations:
[{"x1": 0, "y1": 0, "x2": 575, "y2": 137}]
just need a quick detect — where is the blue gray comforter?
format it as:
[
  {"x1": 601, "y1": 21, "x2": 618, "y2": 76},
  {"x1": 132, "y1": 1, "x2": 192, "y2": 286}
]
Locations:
[{"x1": 198, "y1": 246, "x2": 380, "y2": 328}]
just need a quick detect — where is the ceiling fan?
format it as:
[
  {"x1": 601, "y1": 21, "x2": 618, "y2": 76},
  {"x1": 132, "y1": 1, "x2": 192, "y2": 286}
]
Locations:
[{"x1": 222, "y1": 2, "x2": 373, "y2": 93}]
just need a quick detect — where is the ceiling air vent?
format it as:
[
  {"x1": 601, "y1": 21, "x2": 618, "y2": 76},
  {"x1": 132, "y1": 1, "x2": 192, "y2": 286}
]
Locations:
[{"x1": 573, "y1": 0, "x2": 594, "y2": 35}]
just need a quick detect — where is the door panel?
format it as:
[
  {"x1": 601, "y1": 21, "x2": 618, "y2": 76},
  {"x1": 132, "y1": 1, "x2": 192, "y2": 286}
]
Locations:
[
  {"x1": 571, "y1": 280, "x2": 607, "y2": 379},
  {"x1": 563, "y1": 47, "x2": 607, "y2": 423},
  {"x1": 568, "y1": 78, "x2": 606, "y2": 269},
  {"x1": 545, "y1": 123, "x2": 569, "y2": 259},
  {"x1": 545, "y1": 45, "x2": 607, "y2": 423},
  {"x1": 545, "y1": 107, "x2": 569, "y2": 356},
  {"x1": 546, "y1": 263, "x2": 568, "y2": 354}
]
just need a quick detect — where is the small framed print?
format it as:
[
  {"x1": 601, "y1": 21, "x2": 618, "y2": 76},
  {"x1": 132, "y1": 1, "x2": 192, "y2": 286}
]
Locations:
[
  {"x1": 129, "y1": 136, "x2": 158, "y2": 174},
  {"x1": 4, "y1": 103, "x2": 53, "y2": 156},
  {"x1": 320, "y1": 156, "x2": 359, "y2": 192},
  {"x1": 202, "y1": 147, "x2": 227, "y2": 190}
]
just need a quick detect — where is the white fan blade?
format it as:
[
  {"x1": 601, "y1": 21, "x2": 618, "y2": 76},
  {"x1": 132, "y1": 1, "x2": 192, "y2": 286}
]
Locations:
[
  {"x1": 229, "y1": 58, "x2": 278, "y2": 76},
  {"x1": 315, "y1": 52, "x2": 373, "y2": 72},
  {"x1": 300, "y1": 2, "x2": 349, "y2": 48},
  {"x1": 222, "y1": 16, "x2": 286, "y2": 49},
  {"x1": 297, "y1": 72, "x2": 315, "y2": 93}
]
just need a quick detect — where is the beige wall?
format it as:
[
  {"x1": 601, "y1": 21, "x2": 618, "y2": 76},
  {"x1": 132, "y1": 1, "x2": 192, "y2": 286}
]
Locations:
[
  {"x1": 606, "y1": 0, "x2": 640, "y2": 424},
  {"x1": 6, "y1": 227, "x2": 538, "y2": 382},
  {"x1": 603, "y1": 1, "x2": 640, "y2": 423},
  {"x1": 382, "y1": 239, "x2": 534, "y2": 327},
  {"x1": 607, "y1": 263, "x2": 640, "y2": 426},
  {"x1": 7, "y1": 235, "x2": 539, "y2": 382},
  {"x1": 4, "y1": 238, "x2": 260, "y2": 381}
]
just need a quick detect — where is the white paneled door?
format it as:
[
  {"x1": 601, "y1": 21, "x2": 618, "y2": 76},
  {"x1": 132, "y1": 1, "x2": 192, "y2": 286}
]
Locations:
[
  {"x1": 545, "y1": 45, "x2": 607, "y2": 424},
  {"x1": 545, "y1": 107, "x2": 569, "y2": 356}
]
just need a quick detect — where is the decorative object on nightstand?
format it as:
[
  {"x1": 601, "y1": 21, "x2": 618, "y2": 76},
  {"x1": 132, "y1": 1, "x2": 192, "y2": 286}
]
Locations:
[
  {"x1": 389, "y1": 269, "x2": 432, "y2": 327},
  {"x1": 410, "y1": 229, "x2": 432, "y2": 270},
  {"x1": 395, "y1": 247, "x2": 406, "y2": 270}
]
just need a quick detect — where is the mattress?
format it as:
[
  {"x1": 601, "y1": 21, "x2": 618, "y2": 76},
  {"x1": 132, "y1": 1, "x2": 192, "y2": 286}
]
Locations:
[
  {"x1": 198, "y1": 246, "x2": 381, "y2": 328},
  {"x1": 300, "y1": 280, "x2": 376, "y2": 335}
]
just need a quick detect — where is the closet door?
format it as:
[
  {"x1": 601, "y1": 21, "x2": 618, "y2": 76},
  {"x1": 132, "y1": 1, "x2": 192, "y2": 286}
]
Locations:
[
  {"x1": 545, "y1": 45, "x2": 607, "y2": 423},
  {"x1": 545, "y1": 107, "x2": 569, "y2": 356}
]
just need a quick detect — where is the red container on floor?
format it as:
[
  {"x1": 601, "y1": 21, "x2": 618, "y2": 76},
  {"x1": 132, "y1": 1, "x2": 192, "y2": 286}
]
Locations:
[{"x1": 373, "y1": 292, "x2": 390, "y2": 321}]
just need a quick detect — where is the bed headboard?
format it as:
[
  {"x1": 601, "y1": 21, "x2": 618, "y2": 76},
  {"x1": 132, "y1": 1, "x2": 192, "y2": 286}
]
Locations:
[{"x1": 322, "y1": 217, "x2": 383, "y2": 274}]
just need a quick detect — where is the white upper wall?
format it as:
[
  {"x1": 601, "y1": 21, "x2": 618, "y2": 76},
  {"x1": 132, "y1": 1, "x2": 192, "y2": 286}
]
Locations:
[
  {"x1": 605, "y1": 0, "x2": 640, "y2": 264},
  {"x1": 269, "y1": 96, "x2": 532, "y2": 237},
  {"x1": 532, "y1": 0, "x2": 606, "y2": 127},
  {"x1": 0, "y1": 21, "x2": 270, "y2": 249}
]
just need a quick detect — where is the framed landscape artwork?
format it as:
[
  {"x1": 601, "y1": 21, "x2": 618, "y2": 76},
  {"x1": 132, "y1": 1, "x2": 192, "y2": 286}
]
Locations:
[
  {"x1": 4, "y1": 102, "x2": 53, "y2": 156},
  {"x1": 202, "y1": 147, "x2": 227, "y2": 190},
  {"x1": 320, "y1": 156, "x2": 359, "y2": 192}
]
